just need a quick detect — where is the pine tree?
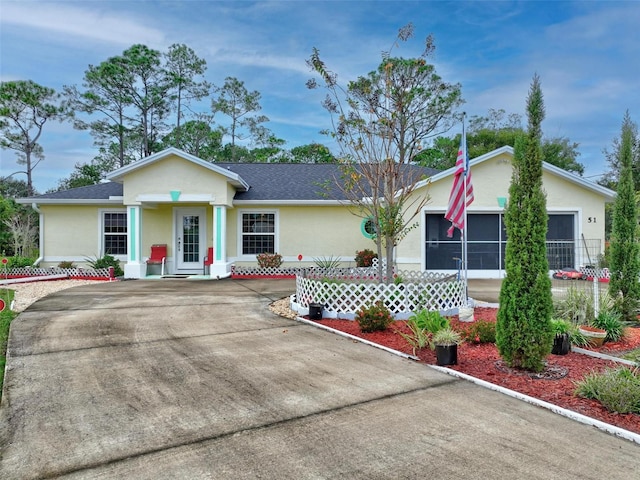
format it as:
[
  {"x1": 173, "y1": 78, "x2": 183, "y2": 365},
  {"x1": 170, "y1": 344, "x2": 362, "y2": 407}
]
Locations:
[
  {"x1": 496, "y1": 75, "x2": 554, "y2": 371},
  {"x1": 608, "y1": 112, "x2": 640, "y2": 322}
]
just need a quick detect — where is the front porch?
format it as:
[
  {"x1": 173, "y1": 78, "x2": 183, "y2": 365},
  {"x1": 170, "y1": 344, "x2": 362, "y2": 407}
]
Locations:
[{"x1": 123, "y1": 202, "x2": 232, "y2": 280}]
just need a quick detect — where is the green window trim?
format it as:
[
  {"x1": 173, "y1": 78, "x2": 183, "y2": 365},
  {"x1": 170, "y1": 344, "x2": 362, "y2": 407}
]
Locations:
[{"x1": 361, "y1": 217, "x2": 376, "y2": 239}]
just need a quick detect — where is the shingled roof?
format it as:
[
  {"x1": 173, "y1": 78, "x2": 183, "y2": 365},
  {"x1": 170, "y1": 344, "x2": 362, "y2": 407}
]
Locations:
[
  {"x1": 19, "y1": 162, "x2": 438, "y2": 203},
  {"x1": 18, "y1": 181, "x2": 124, "y2": 201}
]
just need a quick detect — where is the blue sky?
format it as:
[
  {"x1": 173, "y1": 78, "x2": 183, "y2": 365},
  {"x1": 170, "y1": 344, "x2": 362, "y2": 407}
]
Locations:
[{"x1": 1, "y1": 0, "x2": 639, "y2": 193}]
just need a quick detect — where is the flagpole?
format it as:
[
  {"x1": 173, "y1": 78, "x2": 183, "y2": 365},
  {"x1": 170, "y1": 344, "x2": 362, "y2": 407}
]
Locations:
[{"x1": 461, "y1": 114, "x2": 469, "y2": 302}]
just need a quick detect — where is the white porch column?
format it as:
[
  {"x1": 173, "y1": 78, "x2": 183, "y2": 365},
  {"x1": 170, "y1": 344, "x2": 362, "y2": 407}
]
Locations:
[
  {"x1": 124, "y1": 205, "x2": 146, "y2": 279},
  {"x1": 210, "y1": 205, "x2": 232, "y2": 278}
]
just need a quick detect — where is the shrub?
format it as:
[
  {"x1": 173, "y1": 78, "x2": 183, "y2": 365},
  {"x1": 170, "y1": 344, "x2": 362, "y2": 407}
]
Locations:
[
  {"x1": 4, "y1": 255, "x2": 36, "y2": 269},
  {"x1": 495, "y1": 77, "x2": 554, "y2": 372},
  {"x1": 355, "y1": 249, "x2": 377, "y2": 267},
  {"x1": 553, "y1": 286, "x2": 595, "y2": 325},
  {"x1": 574, "y1": 366, "x2": 640, "y2": 414},
  {"x1": 460, "y1": 320, "x2": 496, "y2": 344},
  {"x1": 355, "y1": 301, "x2": 393, "y2": 333},
  {"x1": 57, "y1": 261, "x2": 75, "y2": 269},
  {"x1": 256, "y1": 252, "x2": 282, "y2": 268},
  {"x1": 313, "y1": 256, "x2": 341, "y2": 269},
  {"x1": 85, "y1": 254, "x2": 124, "y2": 277},
  {"x1": 591, "y1": 310, "x2": 625, "y2": 343}
]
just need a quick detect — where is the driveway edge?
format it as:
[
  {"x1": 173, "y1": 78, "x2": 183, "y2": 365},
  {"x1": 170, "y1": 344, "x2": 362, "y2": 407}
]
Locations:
[{"x1": 296, "y1": 315, "x2": 640, "y2": 446}]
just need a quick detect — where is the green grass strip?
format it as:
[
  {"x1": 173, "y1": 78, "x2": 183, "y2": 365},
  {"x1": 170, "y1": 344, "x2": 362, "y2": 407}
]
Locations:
[{"x1": 0, "y1": 288, "x2": 16, "y2": 401}]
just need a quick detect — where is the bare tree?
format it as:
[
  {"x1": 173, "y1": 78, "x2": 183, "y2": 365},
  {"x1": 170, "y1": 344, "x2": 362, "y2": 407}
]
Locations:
[
  {"x1": 307, "y1": 24, "x2": 463, "y2": 281},
  {"x1": 4, "y1": 211, "x2": 38, "y2": 257}
]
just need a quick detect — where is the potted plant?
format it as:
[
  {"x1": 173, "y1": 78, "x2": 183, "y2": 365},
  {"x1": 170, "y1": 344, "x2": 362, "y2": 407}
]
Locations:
[
  {"x1": 431, "y1": 327, "x2": 463, "y2": 366},
  {"x1": 550, "y1": 318, "x2": 571, "y2": 355},
  {"x1": 578, "y1": 325, "x2": 607, "y2": 347}
]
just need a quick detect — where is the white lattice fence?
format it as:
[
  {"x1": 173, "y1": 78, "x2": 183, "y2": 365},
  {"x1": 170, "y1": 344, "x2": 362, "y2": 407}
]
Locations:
[
  {"x1": 579, "y1": 266, "x2": 610, "y2": 279},
  {"x1": 295, "y1": 274, "x2": 465, "y2": 320},
  {"x1": 2, "y1": 267, "x2": 113, "y2": 279},
  {"x1": 231, "y1": 265, "x2": 302, "y2": 277}
]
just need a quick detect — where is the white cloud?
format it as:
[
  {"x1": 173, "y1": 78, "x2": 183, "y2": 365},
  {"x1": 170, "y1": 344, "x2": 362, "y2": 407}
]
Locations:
[{"x1": 1, "y1": 2, "x2": 165, "y2": 47}]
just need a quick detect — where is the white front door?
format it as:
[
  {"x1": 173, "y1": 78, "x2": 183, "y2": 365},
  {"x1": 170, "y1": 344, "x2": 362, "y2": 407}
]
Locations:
[{"x1": 175, "y1": 208, "x2": 206, "y2": 273}]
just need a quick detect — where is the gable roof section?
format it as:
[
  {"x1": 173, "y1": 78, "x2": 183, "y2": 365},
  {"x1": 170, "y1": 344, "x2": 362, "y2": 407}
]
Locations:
[
  {"x1": 106, "y1": 147, "x2": 249, "y2": 191},
  {"x1": 418, "y1": 146, "x2": 616, "y2": 201}
]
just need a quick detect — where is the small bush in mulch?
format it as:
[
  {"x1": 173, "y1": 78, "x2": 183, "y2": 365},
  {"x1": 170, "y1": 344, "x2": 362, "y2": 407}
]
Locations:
[
  {"x1": 458, "y1": 319, "x2": 496, "y2": 344},
  {"x1": 355, "y1": 301, "x2": 393, "y2": 333},
  {"x1": 575, "y1": 366, "x2": 640, "y2": 414}
]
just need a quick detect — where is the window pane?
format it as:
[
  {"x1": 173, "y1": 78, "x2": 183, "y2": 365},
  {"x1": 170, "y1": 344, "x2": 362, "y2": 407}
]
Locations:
[
  {"x1": 105, "y1": 234, "x2": 127, "y2": 255},
  {"x1": 104, "y1": 213, "x2": 126, "y2": 233},
  {"x1": 243, "y1": 213, "x2": 274, "y2": 233},
  {"x1": 182, "y1": 215, "x2": 200, "y2": 262},
  {"x1": 467, "y1": 214, "x2": 499, "y2": 241},
  {"x1": 425, "y1": 214, "x2": 461, "y2": 242},
  {"x1": 426, "y1": 242, "x2": 462, "y2": 269},
  {"x1": 243, "y1": 235, "x2": 275, "y2": 255},
  {"x1": 468, "y1": 243, "x2": 499, "y2": 269},
  {"x1": 547, "y1": 214, "x2": 574, "y2": 240},
  {"x1": 103, "y1": 212, "x2": 127, "y2": 255}
]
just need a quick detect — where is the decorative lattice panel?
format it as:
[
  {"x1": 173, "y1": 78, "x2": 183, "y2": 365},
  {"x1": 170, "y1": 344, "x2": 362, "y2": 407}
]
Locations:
[
  {"x1": 295, "y1": 274, "x2": 465, "y2": 318},
  {"x1": 2, "y1": 267, "x2": 112, "y2": 279},
  {"x1": 579, "y1": 266, "x2": 610, "y2": 279},
  {"x1": 231, "y1": 265, "x2": 302, "y2": 277}
]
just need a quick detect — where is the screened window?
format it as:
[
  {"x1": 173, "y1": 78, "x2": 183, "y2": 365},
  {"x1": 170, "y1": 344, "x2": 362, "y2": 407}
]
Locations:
[
  {"x1": 425, "y1": 213, "x2": 574, "y2": 270},
  {"x1": 547, "y1": 214, "x2": 575, "y2": 269},
  {"x1": 103, "y1": 212, "x2": 127, "y2": 256},
  {"x1": 241, "y1": 212, "x2": 276, "y2": 255}
]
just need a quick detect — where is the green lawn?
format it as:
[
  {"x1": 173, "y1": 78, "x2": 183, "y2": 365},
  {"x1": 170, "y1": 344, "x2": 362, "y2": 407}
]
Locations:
[{"x1": 0, "y1": 288, "x2": 16, "y2": 401}]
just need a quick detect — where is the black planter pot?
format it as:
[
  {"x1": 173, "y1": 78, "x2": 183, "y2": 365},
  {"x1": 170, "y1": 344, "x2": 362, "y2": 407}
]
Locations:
[
  {"x1": 435, "y1": 344, "x2": 458, "y2": 366},
  {"x1": 551, "y1": 333, "x2": 571, "y2": 355},
  {"x1": 308, "y1": 303, "x2": 323, "y2": 320}
]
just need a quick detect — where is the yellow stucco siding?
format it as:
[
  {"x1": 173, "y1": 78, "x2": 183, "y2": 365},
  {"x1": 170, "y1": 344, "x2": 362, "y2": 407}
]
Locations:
[
  {"x1": 121, "y1": 155, "x2": 233, "y2": 205},
  {"x1": 230, "y1": 205, "x2": 368, "y2": 265},
  {"x1": 226, "y1": 209, "x2": 238, "y2": 258},
  {"x1": 40, "y1": 205, "x2": 122, "y2": 263},
  {"x1": 397, "y1": 155, "x2": 610, "y2": 267},
  {"x1": 140, "y1": 205, "x2": 174, "y2": 259}
]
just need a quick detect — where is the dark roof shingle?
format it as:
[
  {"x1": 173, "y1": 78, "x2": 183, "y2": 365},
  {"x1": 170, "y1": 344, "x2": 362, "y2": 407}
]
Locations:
[{"x1": 21, "y1": 163, "x2": 437, "y2": 202}]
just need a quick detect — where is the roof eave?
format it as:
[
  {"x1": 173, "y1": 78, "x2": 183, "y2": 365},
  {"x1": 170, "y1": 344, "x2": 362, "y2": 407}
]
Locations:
[
  {"x1": 233, "y1": 199, "x2": 347, "y2": 206},
  {"x1": 16, "y1": 198, "x2": 124, "y2": 205}
]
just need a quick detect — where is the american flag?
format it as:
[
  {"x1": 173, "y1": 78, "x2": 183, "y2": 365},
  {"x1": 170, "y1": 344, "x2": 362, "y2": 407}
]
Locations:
[{"x1": 444, "y1": 124, "x2": 474, "y2": 237}]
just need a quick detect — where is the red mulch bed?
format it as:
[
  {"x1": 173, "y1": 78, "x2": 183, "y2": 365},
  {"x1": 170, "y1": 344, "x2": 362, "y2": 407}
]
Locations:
[{"x1": 311, "y1": 307, "x2": 640, "y2": 435}]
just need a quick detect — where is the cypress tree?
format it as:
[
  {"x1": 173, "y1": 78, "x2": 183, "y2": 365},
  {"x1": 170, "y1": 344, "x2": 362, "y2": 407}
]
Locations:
[
  {"x1": 496, "y1": 75, "x2": 554, "y2": 371},
  {"x1": 608, "y1": 112, "x2": 640, "y2": 322}
]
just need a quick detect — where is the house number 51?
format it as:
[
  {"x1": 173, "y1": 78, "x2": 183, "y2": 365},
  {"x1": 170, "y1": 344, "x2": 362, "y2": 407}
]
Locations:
[{"x1": 588, "y1": 217, "x2": 596, "y2": 223}]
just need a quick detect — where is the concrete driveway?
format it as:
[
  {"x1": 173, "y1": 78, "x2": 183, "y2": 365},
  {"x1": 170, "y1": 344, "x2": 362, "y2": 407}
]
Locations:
[{"x1": 1, "y1": 278, "x2": 638, "y2": 479}]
